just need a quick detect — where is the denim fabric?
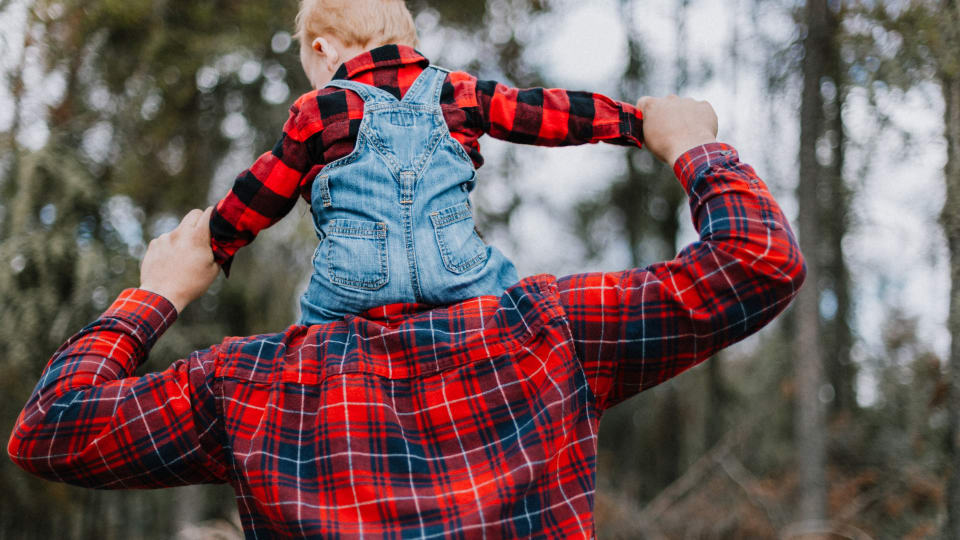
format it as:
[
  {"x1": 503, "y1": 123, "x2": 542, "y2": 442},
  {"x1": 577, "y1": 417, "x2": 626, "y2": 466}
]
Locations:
[{"x1": 299, "y1": 66, "x2": 519, "y2": 324}]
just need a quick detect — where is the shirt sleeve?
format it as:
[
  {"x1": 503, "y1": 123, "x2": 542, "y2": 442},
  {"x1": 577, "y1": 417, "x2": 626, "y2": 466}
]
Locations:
[
  {"x1": 7, "y1": 289, "x2": 229, "y2": 489},
  {"x1": 472, "y1": 77, "x2": 643, "y2": 148},
  {"x1": 557, "y1": 143, "x2": 806, "y2": 411},
  {"x1": 210, "y1": 99, "x2": 316, "y2": 274}
]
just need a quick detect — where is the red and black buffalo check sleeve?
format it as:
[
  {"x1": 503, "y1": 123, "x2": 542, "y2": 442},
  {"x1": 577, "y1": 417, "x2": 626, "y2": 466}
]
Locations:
[
  {"x1": 473, "y1": 78, "x2": 643, "y2": 148},
  {"x1": 209, "y1": 104, "x2": 314, "y2": 273}
]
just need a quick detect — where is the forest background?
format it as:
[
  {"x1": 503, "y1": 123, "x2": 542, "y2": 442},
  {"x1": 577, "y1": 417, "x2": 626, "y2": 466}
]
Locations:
[{"x1": 1, "y1": 0, "x2": 959, "y2": 538}]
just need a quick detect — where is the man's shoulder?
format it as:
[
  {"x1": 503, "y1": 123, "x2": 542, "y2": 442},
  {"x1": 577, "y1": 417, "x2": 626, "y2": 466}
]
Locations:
[{"x1": 213, "y1": 274, "x2": 567, "y2": 384}]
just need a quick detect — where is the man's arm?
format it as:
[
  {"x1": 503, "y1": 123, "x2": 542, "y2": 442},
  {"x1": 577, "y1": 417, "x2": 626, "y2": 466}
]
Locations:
[
  {"x1": 464, "y1": 73, "x2": 644, "y2": 148},
  {"x1": 7, "y1": 210, "x2": 228, "y2": 488},
  {"x1": 558, "y1": 97, "x2": 806, "y2": 410}
]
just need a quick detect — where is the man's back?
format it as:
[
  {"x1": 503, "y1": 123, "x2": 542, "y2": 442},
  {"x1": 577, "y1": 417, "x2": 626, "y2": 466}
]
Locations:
[
  {"x1": 10, "y1": 99, "x2": 806, "y2": 538},
  {"x1": 218, "y1": 275, "x2": 591, "y2": 537}
]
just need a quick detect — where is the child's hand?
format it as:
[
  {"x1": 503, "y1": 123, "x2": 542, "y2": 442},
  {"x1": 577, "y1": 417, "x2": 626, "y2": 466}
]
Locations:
[
  {"x1": 139, "y1": 207, "x2": 220, "y2": 314},
  {"x1": 636, "y1": 95, "x2": 718, "y2": 166}
]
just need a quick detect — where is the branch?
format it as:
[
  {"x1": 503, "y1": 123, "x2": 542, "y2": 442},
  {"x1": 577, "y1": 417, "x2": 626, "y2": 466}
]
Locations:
[
  {"x1": 833, "y1": 479, "x2": 898, "y2": 523},
  {"x1": 779, "y1": 520, "x2": 874, "y2": 540},
  {"x1": 596, "y1": 490, "x2": 669, "y2": 540},
  {"x1": 718, "y1": 455, "x2": 787, "y2": 529},
  {"x1": 637, "y1": 421, "x2": 755, "y2": 523}
]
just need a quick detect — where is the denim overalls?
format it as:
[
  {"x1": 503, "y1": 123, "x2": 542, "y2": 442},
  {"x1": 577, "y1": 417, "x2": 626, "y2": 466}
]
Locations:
[{"x1": 299, "y1": 66, "x2": 519, "y2": 324}]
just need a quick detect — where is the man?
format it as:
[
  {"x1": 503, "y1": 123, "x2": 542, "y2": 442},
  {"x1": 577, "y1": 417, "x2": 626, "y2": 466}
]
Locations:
[{"x1": 8, "y1": 96, "x2": 805, "y2": 538}]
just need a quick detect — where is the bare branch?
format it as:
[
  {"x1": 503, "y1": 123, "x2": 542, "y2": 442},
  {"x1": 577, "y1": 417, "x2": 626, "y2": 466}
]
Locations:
[
  {"x1": 779, "y1": 520, "x2": 874, "y2": 540},
  {"x1": 718, "y1": 455, "x2": 787, "y2": 529},
  {"x1": 638, "y1": 422, "x2": 754, "y2": 523}
]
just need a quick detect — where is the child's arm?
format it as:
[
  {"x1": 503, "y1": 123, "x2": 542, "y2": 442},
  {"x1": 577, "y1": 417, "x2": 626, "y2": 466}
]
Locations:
[
  {"x1": 465, "y1": 74, "x2": 643, "y2": 149},
  {"x1": 210, "y1": 98, "x2": 316, "y2": 274}
]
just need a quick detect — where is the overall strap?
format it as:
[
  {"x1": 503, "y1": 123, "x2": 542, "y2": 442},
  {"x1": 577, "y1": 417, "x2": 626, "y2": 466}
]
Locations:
[
  {"x1": 400, "y1": 66, "x2": 449, "y2": 106},
  {"x1": 324, "y1": 78, "x2": 397, "y2": 103}
]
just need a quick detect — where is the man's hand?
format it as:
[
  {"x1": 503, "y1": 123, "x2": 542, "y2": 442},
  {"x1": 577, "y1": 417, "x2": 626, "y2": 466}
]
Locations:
[
  {"x1": 636, "y1": 95, "x2": 718, "y2": 166},
  {"x1": 139, "y1": 207, "x2": 220, "y2": 314}
]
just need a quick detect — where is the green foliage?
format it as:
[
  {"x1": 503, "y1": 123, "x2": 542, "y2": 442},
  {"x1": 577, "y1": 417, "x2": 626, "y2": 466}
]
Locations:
[{"x1": 0, "y1": 1, "x2": 308, "y2": 536}]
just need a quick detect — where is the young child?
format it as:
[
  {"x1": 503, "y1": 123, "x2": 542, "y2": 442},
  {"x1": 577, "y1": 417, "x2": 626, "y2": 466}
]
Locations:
[{"x1": 210, "y1": 0, "x2": 644, "y2": 324}]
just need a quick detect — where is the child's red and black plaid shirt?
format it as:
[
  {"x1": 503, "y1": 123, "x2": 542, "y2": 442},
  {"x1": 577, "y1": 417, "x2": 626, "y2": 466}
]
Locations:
[
  {"x1": 210, "y1": 44, "x2": 645, "y2": 271},
  {"x1": 10, "y1": 145, "x2": 805, "y2": 538}
]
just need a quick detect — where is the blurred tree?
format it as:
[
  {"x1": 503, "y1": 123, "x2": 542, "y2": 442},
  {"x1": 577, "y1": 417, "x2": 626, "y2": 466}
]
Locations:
[
  {"x1": 0, "y1": 0, "x2": 309, "y2": 536},
  {"x1": 845, "y1": 0, "x2": 960, "y2": 534},
  {"x1": 755, "y1": 0, "x2": 859, "y2": 428},
  {"x1": 794, "y1": 0, "x2": 840, "y2": 524},
  {"x1": 823, "y1": 8, "x2": 856, "y2": 416},
  {"x1": 940, "y1": 1, "x2": 960, "y2": 536}
]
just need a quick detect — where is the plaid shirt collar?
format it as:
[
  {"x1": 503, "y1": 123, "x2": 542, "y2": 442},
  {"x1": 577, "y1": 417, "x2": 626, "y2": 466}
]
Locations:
[{"x1": 332, "y1": 44, "x2": 431, "y2": 82}]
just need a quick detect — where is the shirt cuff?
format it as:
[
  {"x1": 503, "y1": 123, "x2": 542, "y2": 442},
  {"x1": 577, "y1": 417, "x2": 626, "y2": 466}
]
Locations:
[
  {"x1": 216, "y1": 255, "x2": 233, "y2": 278},
  {"x1": 211, "y1": 242, "x2": 234, "y2": 277},
  {"x1": 619, "y1": 105, "x2": 644, "y2": 148},
  {"x1": 102, "y1": 289, "x2": 179, "y2": 350},
  {"x1": 672, "y1": 142, "x2": 738, "y2": 192}
]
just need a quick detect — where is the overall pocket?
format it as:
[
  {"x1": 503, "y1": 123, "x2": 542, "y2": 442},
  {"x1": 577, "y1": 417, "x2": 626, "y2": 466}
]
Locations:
[
  {"x1": 325, "y1": 219, "x2": 389, "y2": 290},
  {"x1": 430, "y1": 202, "x2": 487, "y2": 274}
]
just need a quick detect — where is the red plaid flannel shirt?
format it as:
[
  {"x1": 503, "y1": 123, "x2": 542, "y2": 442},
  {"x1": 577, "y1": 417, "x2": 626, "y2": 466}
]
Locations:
[
  {"x1": 9, "y1": 144, "x2": 805, "y2": 538},
  {"x1": 210, "y1": 45, "x2": 645, "y2": 270}
]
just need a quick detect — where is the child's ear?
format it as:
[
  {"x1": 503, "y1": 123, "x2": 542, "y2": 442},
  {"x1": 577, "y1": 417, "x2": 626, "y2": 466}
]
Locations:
[{"x1": 312, "y1": 37, "x2": 341, "y2": 70}]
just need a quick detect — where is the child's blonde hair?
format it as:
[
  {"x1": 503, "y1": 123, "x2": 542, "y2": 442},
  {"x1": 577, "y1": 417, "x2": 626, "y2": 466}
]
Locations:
[{"x1": 296, "y1": 0, "x2": 419, "y2": 50}]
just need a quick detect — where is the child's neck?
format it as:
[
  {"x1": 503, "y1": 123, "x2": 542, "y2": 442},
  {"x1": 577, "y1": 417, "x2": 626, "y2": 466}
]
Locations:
[{"x1": 339, "y1": 44, "x2": 375, "y2": 64}]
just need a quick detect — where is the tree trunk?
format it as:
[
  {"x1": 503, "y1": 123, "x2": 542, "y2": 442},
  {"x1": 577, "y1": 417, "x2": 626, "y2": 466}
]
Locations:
[
  {"x1": 825, "y1": 52, "x2": 855, "y2": 414},
  {"x1": 943, "y1": 11, "x2": 960, "y2": 535},
  {"x1": 705, "y1": 352, "x2": 729, "y2": 447},
  {"x1": 794, "y1": 0, "x2": 831, "y2": 523},
  {"x1": 174, "y1": 486, "x2": 208, "y2": 534}
]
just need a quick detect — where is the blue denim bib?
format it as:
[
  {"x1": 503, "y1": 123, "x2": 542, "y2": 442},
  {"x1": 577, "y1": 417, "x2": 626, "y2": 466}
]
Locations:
[{"x1": 299, "y1": 66, "x2": 519, "y2": 324}]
